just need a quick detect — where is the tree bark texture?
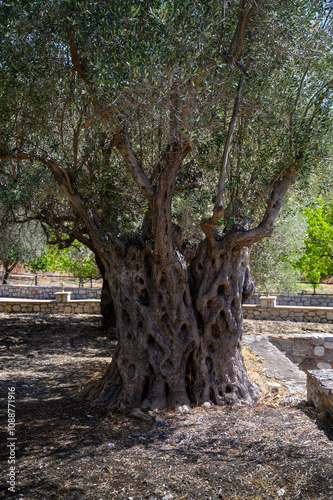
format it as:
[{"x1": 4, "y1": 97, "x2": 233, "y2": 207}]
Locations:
[
  {"x1": 95, "y1": 254, "x2": 116, "y2": 331},
  {"x1": 82, "y1": 227, "x2": 259, "y2": 410}
]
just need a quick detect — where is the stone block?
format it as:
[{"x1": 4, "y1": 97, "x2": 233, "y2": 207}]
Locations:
[
  {"x1": 313, "y1": 338, "x2": 325, "y2": 345},
  {"x1": 54, "y1": 292, "x2": 71, "y2": 303},
  {"x1": 299, "y1": 358, "x2": 318, "y2": 370},
  {"x1": 293, "y1": 340, "x2": 311, "y2": 357},
  {"x1": 327, "y1": 312, "x2": 333, "y2": 320},
  {"x1": 323, "y1": 350, "x2": 333, "y2": 363},
  {"x1": 314, "y1": 346, "x2": 325, "y2": 356},
  {"x1": 260, "y1": 296, "x2": 277, "y2": 308},
  {"x1": 12, "y1": 305, "x2": 21, "y2": 312},
  {"x1": 277, "y1": 338, "x2": 293, "y2": 349},
  {"x1": 279, "y1": 310, "x2": 290, "y2": 318},
  {"x1": 324, "y1": 342, "x2": 333, "y2": 349},
  {"x1": 317, "y1": 362, "x2": 332, "y2": 370},
  {"x1": 307, "y1": 369, "x2": 333, "y2": 419}
]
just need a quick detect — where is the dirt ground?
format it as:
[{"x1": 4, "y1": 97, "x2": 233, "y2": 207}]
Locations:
[{"x1": 1, "y1": 314, "x2": 333, "y2": 500}]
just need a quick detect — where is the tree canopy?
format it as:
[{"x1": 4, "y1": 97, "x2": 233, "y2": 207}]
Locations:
[{"x1": 0, "y1": 1, "x2": 333, "y2": 409}]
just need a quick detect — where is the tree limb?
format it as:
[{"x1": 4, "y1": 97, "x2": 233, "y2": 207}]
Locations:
[
  {"x1": 213, "y1": 75, "x2": 245, "y2": 220},
  {"x1": 112, "y1": 123, "x2": 155, "y2": 201},
  {"x1": 0, "y1": 148, "x2": 101, "y2": 238},
  {"x1": 229, "y1": 164, "x2": 297, "y2": 247}
]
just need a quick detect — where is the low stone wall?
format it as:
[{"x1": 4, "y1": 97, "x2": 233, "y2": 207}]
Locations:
[
  {"x1": 243, "y1": 296, "x2": 333, "y2": 323},
  {"x1": 0, "y1": 284, "x2": 101, "y2": 300},
  {"x1": 269, "y1": 334, "x2": 333, "y2": 370},
  {"x1": 246, "y1": 293, "x2": 333, "y2": 307},
  {"x1": 0, "y1": 298, "x2": 100, "y2": 315},
  {"x1": 307, "y1": 370, "x2": 333, "y2": 419}
]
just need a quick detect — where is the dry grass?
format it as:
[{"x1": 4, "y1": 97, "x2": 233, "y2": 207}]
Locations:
[{"x1": 243, "y1": 346, "x2": 290, "y2": 405}]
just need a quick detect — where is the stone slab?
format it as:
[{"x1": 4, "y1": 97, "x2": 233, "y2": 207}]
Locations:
[{"x1": 243, "y1": 335, "x2": 307, "y2": 395}]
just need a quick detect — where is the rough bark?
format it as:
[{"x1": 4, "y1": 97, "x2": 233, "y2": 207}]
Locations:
[
  {"x1": 95, "y1": 254, "x2": 116, "y2": 331},
  {"x1": 82, "y1": 223, "x2": 260, "y2": 409},
  {"x1": 191, "y1": 233, "x2": 259, "y2": 406},
  {"x1": 83, "y1": 237, "x2": 200, "y2": 410}
]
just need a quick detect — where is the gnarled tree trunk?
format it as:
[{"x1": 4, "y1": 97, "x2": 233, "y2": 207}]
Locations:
[
  {"x1": 191, "y1": 233, "x2": 258, "y2": 406},
  {"x1": 84, "y1": 236, "x2": 201, "y2": 410},
  {"x1": 82, "y1": 224, "x2": 259, "y2": 410}
]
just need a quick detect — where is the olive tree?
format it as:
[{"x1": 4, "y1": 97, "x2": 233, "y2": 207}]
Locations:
[{"x1": 0, "y1": 0, "x2": 332, "y2": 409}]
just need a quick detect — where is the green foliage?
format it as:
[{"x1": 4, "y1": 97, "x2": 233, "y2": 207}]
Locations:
[
  {"x1": 250, "y1": 209, "x2": 307, "y2": 293},
  {"x1": 30, "y1": 241, "x2": 99, "y2": 278},
  {"x1": 0, "y1": 0, "x2": 332, "y2": 250},
  {"x1": 0, "y1": 221, "x2": 47, "y2": 277},
  {"x1": 295, "y1": 199, "x2": 333, "y2": 289}
]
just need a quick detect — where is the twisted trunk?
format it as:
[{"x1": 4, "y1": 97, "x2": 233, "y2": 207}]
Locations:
[
  {"x1": 83, "y1": 226, "x2": 259, "y2": 409},
  {"x1": 84, "y1": 238, "x2": 200, "y2": 409},
  {"x1": 191, "y1": 235, "x2": 258, "y2": 405}
]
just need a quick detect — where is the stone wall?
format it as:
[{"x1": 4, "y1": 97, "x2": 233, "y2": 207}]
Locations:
[
  {"x1": 246, "y1": 293, "x2": 333, "y2": 307},
  {"x1": 307, "y1": 370, "x2": 333, "y2": 419},
  {"x1": 243, "y1": 296, "x2": 333, "y2": 323},
  {"x1": 0, "y1": 284, "x2": 101, "y2": 300},
  {"x1": 269, "y1": 334, "x2": 333, "y2": 370},
  {"x1": 0, "y1": 296, "x2": 100, "y2": 315}
]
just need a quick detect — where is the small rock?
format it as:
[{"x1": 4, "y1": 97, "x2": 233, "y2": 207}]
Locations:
[
  {"x1": 203, "y1": 402, "x2": 211, "y2": 410},
  {"x1": 280, "y1": 396, "x2": 302, "y2": 406},
  {"x1": 271, "y1": 387, "x2": 280, "y2": 394},
  {"x1": 148, "y1": 409, "x2": 159, "y2": 416},
  {"x1": 155, "y1": 416, "x2": 166, "y2": 425},
  {"x1": 107, "y1": 442, "x2": 115, "y2": 449},
  {"x1": 162, "y1": 494, "x2": 173, "y2": 500},
  {"x1": 131, "y1": 408, "x2": 153, "y2": 422},
  {"x1": 177, "y1": 405, "x2": 191, "y2": 414},
  {"x1": 277, "y1": 488, "x2": 286, "y2": 496}
]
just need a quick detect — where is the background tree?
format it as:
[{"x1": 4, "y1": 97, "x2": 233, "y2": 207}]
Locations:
[
  {"x1": 30, "y1": 239, "x2": 99, "y2": 278},
  {"x1": 0, "y1": 0, "x2": 332, "y2": 410},
  {"x1": 295, "y1": 198, "x2": 333, "y2": 292},
  {"x1": 250, "y1": 206, "x2": 307, "y2": 293},
  {"x1": 0, "y1": 220, "x2": 46, "y2": 283}
]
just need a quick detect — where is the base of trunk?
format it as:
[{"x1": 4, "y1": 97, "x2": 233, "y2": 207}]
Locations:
[{"x1": 85, "y1": 236, "x2": 259, "y2": 410}]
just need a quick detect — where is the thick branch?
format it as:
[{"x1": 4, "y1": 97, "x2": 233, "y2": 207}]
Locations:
[
  {"x1": 219, "y1": 0, "x2": 263, "y2": 75},
  {"x1": 229, "y1": 164, "x2": 297, "y2": 247},
  {"x1": 112, "y1": 124, "x2": 155, "y2": 201},
  {"x1": 67, "y1": 28, "x2": 86, "y2": 77},
  {"x1": 213, "y1": 75, "x2": 245, "y2": 219}
]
